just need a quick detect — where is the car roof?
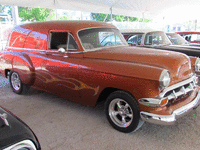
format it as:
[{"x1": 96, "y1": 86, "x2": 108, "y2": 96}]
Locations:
[
  {"x1": 166, "y1": 33, "x2": 177, "y2": 35},
  {"x1": 176, "y1": 31, "x2": 200, "y2": 34},
  {"x1": 19, "y1": 20, "x2": 117, "y2": 34},
  {"x1": 120, "y1": 29, "x2": 161, "y2": 34}
]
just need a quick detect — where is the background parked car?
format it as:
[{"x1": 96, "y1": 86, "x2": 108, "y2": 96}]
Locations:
[
  {"x1": 99, "y1": 33, "x2": 123, "y2": 46},
  {"x1": 121, "y1": 29, "x2": 200, "y2": 58},
  {"x1": 166, "y1": 32, "x2": 200, "y2": 47},
  {"x1": 176, "y1": 31, "x2": 200, "y2": 44},
  {"x1": 0, "y1": 105, "x2": 40, "y2": 150},
  {"x1": 166, "y1": 32, "x2": 190, "y2": 45}
]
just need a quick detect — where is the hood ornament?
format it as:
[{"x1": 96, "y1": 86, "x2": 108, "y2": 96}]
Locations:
[{"x1": 0, "y1": 113, "x2": 9, "y2": 127}]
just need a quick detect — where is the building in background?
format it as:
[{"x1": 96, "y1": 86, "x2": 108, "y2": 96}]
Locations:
[{"x1": 0, "y1": 13, "x2": 12, "y2": 50}]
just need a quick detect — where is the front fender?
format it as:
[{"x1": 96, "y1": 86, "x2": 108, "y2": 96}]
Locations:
[
  {"x1": 79, "y1": 59, "x2": 164, "y2": 106},
  {"x1": 189, "y1": 56, "x2": 198, "y2": 73}
]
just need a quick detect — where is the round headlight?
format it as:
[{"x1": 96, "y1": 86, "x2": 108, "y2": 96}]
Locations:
[
  {"x1": 195, "y1": 57, "x2": 200, "y2": 72},
  {"x1": 159, "y1": 69, "x2": 171, "y2": 88}
]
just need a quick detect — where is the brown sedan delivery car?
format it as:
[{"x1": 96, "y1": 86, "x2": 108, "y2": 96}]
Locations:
[{"x1": 0, "y1": 21, "x2": 200, "y2": 133}]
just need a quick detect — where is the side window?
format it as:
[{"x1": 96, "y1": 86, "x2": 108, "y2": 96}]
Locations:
[
  {"x1": 50, "y1": 32, "x2": 68, "y2": 49},
  {"x1": 145, "y1": 34, "x2": 153, "y2": 45},
  {"x1": 49, "y1": 32, "x2": 78, "y2": 50},
  {"x1": 145, "y1": 32, "x2": 170, "y2": 45},
  {"x1": 127, "y1": 34, "x2": 143, "y2": 45}
]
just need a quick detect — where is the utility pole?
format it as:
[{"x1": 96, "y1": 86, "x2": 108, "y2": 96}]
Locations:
[
  {"x1": 12, "y1": 6, "x2": 19, "y2": 26},
  {"x1": 195, "y1": 19, "x2": 197, "y2": 31},
  {"x1": 110, "y1": 7, "x2": 113, "y2": 21}
]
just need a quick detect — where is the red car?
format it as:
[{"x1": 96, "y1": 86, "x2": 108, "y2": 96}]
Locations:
[
  {"x1": 0, "y1": 21, "x2": 200, "y2": 133},
  {"x1": 177, "y1": 31, "x2": 200, "y2": 44}
]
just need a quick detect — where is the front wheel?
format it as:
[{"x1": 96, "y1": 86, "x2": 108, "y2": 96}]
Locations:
[
  {"x1": 9, "y1": 71, "x2": 29, "y2": 94},
  {"x1": 105, "y1": 91, "x2": 142, "y2": 133}
]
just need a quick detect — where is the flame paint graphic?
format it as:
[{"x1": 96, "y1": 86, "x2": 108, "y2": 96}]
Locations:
[{"x1": 35, "y1": 70, "x2": 99, "y2": 96}]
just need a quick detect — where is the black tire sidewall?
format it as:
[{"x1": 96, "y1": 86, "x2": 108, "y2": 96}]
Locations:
[
  {"x1": 105, "y1": 91, "x2": 140, "y2": 133},
  {"x1": 9, "y1": 71, "x2": 23, "y2": 94}
]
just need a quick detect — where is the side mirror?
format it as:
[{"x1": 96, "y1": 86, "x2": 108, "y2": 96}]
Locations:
[
  {"x1": 128, "y1": 42, "x2": 136, "y2": 46},
  {"x1": 58, "y1": 48, "x2": 66, "y2": 54}
]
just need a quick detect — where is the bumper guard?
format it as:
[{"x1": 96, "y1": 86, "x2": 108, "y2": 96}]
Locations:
[{"x1": 140, "y1": 90, "x2": 200, "y2": 125}]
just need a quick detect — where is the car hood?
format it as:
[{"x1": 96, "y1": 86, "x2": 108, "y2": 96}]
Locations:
[
  {"x1": 169, "y1": 44, "x2": 200, "y2": 50},
  {"x1": 0, "y1": 106, "x2": 40, "y2": 149},
  {"x1": 148, "y1": 44, "x2": 200, "y2": 57},
  {"x1": 83, "y1": 46, "x2": 192, "y2": 83}
]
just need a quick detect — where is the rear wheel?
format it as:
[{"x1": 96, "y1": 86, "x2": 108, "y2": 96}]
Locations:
[
  {"x1": 105, "y1": 91, "x2": 143, "y2": 133},
  {"x1": 9, "y1": 71, "x2": 29, "y2": 94}
]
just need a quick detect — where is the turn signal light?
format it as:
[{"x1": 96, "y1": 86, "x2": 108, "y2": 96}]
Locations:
[{"x1": 160, "y1": 98, "x2": 168, "y2": 106}]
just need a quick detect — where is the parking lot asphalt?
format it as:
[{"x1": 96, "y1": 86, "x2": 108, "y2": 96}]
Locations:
[{"x1": 0, "y1": 75, "x2": 200, "y2": 150}]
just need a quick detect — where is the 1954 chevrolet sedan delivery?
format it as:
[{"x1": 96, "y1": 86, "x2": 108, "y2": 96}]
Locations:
[{"x1": 0, "y1": 21, "x2": 200, "y2": 133}]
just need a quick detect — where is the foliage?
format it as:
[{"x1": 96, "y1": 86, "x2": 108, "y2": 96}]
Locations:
[
  {"x1": 57, "y1": 16, "x2": 69, "y2": 20},
  {"x1": 0, "y1": 5, "x2": 12, "y2": 16},
  {"x1": 18, "y1": 7, "x2": 54, "y2": 21},
  {"x1": 91, "y1": 13, "x2": 151, "y2": 22}
]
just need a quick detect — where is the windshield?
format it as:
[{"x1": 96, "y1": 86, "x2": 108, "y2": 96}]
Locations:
[
  {"x1": 78, "y1": 28, "x2": 128, "y2": 51},
  {"x1": 167, "y1": 33, "x2": 188, "y2": 45},
  {"x1": 127, "y1": 34, "x2": 143, "y2": 45},
  {"x1": 144, "y1": 31, "x2": 171, "y2": 46},
  {"x1": 182, "y1": 34, "x2": 200, "y2": 42}
]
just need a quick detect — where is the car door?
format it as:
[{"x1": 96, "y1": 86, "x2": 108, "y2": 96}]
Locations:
[{"x1": 42, "y1": 30, "x2": 82, "y2": 101}]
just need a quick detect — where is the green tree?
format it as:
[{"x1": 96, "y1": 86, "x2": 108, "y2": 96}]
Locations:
[
  {"x1": 91, "y1": 13, "x2": 151, "y2": 22},
  {"x1": 57, "y1": 16, "x2": 69, "y2": 20},
  {"x1": 18, "y1": 7, "x2": 54, "y2": 21}
]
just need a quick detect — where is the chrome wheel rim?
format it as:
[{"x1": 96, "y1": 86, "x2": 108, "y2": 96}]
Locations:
[
  {"x1": 11, "y1": 72, "x2": 21, "y2": 91},
  {"x1": 109, "y1": 98, "x2": 133, "y2": 128}
]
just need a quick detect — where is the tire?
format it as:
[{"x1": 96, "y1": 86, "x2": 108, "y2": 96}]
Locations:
[
  {"x1": 9, "y1": 71, "x2": 29, "y2": 94},
  {"x1": 105, "y1": 91, "x2": 142, "y2": 133}
]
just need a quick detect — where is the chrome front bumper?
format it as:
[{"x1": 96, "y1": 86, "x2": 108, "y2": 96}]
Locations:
[{"x1": 140, "y1": 90, "x2": 200, "y2": 125}]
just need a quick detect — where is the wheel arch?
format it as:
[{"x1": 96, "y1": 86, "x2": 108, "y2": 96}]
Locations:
[
  {"x1": 5, "y1": 69, "x2": 11, "y2": 78},
  {"x1": 95, "y1": 87, "x2": 137, "y2": 106},
  {"x1": 12, "y1": 53, "x2": 35, "y2": 86}
]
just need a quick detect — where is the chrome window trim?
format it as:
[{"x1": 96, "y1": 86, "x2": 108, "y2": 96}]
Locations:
[
  {"x1": 3, "y1": 140, "x2": 37, "y2": 150},
  {"x1": 7, "y1": 44, "x2": 128, "y2": 54}
]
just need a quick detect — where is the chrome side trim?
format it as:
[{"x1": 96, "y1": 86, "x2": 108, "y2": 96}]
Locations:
[
  {"x1": 6, "y1": 47, "x2": 84, "y2": 54},
  {"x1": 140, "y1": 90, "x2": 200, "y2": 125},
  {"x1": 3, "y1": 140, "x2": 37, "y2": 150}
]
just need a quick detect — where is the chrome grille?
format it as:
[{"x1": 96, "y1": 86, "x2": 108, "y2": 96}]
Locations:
[{"x1": 159, "y1": 75, "x2": 197, "y2": 101}]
